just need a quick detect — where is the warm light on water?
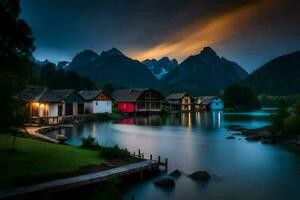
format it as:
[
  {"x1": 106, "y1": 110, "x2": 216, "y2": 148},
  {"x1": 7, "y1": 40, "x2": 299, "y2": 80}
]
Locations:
[{"x1": 48, "y1": 109, "x2": 300, "y2": 200}]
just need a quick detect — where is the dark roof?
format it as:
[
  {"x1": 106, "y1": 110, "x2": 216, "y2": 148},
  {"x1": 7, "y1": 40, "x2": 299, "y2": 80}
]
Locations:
[
  {"x1": 39, "y1": 89, "x2": 75, "y2": 102},
  {"x1": 18, "y1": 85, "x2": 47, "y2": 102},
  {"x1": 111, "y1": 88, "x2": 148, "y2": 102},
  {"x1": 166, "y1": 92, "x2": 188, "y2": 100},
  {"x1": 79, "y1": 90, "x2": 104, "y2": 101},
  {"x1": 194, "y1": 96, "x2": 220, "y2": 105}
]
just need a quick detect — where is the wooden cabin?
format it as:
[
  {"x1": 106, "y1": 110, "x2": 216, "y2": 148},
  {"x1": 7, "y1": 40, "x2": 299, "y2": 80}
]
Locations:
[
  {"x1": 194, "y1": 96, "x2": 224, "y2": 111},
  {"x1": 166, "y1": 92, "x2": 193, "y2": 112},
  {"x1": 19, "y1": 86, "x2": 84, "y2": 125},
  {"x1": 111, "y1": 88, "x2": 164, "y2": 113},
  {"x1": 79, "y1": 90, "x2": 113, "y2": 114}
]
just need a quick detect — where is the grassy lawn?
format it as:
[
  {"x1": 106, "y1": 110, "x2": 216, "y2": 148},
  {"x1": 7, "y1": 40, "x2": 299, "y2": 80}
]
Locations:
[{"x1": 0, "y1": 134, "x2": 102, "y2": 192}]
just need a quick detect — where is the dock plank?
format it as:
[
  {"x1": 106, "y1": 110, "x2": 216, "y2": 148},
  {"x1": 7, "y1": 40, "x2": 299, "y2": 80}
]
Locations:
[{"x1": 0, "y1": 160, "x2": 158, "y2": 199}]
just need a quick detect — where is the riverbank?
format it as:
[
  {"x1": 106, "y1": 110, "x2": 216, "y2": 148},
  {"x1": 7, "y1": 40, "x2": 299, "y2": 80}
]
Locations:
[
  {"x1": 227, "y1": 125, "x2": 300, "y2": 148},
  {"x1": 0, "y1": 134, "x2": 140, "y2": 197}
]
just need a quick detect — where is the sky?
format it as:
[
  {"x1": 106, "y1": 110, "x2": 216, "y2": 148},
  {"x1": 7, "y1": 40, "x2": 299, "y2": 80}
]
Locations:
[{"x1": 21, "y1": 0, "x2": 300, "y2": 72}]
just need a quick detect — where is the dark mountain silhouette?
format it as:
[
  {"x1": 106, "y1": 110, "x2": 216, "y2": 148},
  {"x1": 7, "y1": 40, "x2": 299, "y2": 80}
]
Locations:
[
  {"x1": 143, "y1": 57, "x2": 178, "y2": 79},
  {"x1": 67, "y1": 48, "x2": 161, "y2": 89},
  {"x1": 240, "y1": 50, "x2": 300, "y2": 95},
  {"x1": 163, "y1": 47, "x2": 248, "y2": 95},
  {"x1": 57, "y1": 61, "x2": 70, "y2": 69}
]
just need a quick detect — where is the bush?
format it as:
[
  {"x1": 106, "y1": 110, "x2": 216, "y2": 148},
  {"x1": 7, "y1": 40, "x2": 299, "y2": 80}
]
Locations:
[
  {"x1": 100, "y1": 145, "x2": 131, "y2": 160},
  {"x1": 96, "y1": 113, "x2": 113, "y2": 121},
  {"x1": 80, "y1": 136, "x2": 132, "y2": 160},
  {"x1": 80, "y1": 135, "x2": 98, "y2": 149},
  {"x1": 271, "y1": 98, "x2": 300, "y2": 135},
  {"x1": 161, "y1": 106, "x2": 171, "y2": 114},
  {"x1": 271, "y1": 98, "x2": 289, "y2": 132}
]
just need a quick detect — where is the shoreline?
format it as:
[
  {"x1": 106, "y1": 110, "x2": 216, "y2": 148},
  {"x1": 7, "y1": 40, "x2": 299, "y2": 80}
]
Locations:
[
  {"x1": 227, "y1": 125, "x2": 300, "y2": 148},
  {"x1": 0, "y1": 131, "x2": 162, "y2": 199}
]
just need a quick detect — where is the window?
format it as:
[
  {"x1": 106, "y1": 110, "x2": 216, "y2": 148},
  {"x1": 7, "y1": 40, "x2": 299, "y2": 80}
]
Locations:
[{"x1": 96, "y1": 102, "x2": 98, "y2": 106}]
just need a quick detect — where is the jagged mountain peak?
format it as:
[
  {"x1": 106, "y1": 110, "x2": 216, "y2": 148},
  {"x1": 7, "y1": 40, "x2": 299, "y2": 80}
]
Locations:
[
  {"x1": 69, "y1": 49, "x2": 99, "y2": 69},
  {"x1": 100, "y1": 47, "x2": 124, "y2": 57},
  {"x1": 142, "y1": 56, "x2": 178, "y2": 80},
  {"x1": 163, "y1": 47, "x2": 248, "y2": 95},
  {"x1": 199, "y1": 46, "x2": 218, "y2": 58}
]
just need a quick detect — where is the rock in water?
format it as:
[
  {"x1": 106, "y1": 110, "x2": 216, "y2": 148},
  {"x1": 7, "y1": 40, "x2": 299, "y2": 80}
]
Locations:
[
  {"x1": 169, "y1": 169, "x2": 181, "y2": 177},
  {"x1": 188, "y1": 171, "x2": 211, "y2": 181},
  {"x1": 226, "y1": 136, "x2": 235, "y2": 139},
  {"x1": 154, "y1": 178, "x2": 175, "y2": 188}
]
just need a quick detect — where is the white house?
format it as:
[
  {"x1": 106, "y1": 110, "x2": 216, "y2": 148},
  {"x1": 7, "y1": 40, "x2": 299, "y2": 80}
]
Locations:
[
  {"x1": 194, "y1": 96, "x2": 224, "y2": 111},
  {"x1": 79, "y1": 90, "x2": 113, "y2": 114}
]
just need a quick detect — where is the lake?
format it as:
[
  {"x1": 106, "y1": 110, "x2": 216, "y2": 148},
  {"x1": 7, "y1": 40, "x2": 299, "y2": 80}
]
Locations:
[{"x1": 49, "y1": 108, "x2": 300, "y2": 200}]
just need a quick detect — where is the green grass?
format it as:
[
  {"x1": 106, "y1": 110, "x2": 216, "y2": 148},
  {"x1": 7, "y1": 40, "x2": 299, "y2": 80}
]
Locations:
[{"x1": 0, "y1": 134, "x2": 102, "y2": 192}]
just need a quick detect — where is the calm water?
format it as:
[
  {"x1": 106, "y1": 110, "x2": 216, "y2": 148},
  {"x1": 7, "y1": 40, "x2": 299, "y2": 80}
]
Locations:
[{"x1": 49, "y1": 108, "x2": 300, "y2": 200}]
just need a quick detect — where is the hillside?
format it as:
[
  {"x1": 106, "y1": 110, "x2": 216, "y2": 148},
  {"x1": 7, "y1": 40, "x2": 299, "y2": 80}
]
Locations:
[{"x1": 240, "y1": 50, "x2": 300, "y2": 95}]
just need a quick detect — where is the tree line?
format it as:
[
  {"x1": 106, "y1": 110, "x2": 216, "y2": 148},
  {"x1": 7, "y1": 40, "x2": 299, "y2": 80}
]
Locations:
[{"x1": 0, "y1": 0, "x2": 116, "y2": 131}]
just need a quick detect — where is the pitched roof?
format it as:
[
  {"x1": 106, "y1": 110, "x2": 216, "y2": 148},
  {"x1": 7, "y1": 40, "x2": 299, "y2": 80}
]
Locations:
[
  {"x1": 38, "y1": 89, "x2": 74, "y2": 102},
  {"x1": 195, "y1": 96, "x2": 220, "y2": 105},
  {"x1": 166, "y1": 92, "x2": 188, "y2": 100},
  {"x1": 18, "y1": 85, "x2": 47, "y2": 102},
  {"x1": 111, "y1": 88, "x2": 148, "y2": 102},
  {"x1": 78, "y1": 90, "x2": 103, "y2": 101}
]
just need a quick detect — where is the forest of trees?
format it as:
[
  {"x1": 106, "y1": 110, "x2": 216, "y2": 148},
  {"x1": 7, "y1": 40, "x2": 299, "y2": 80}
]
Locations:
[
  {"x1": 39, "y1": 62, "x2": 98, "y2": 90},
  {"x1": 223, "y1": 85, "x2": 261, "y2": 111},
  {"x1": 0, "y1": 0, "x2": 115, "y2": 131}
]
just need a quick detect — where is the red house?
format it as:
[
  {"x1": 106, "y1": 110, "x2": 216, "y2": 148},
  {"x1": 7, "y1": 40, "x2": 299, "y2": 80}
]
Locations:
[{"x1": 111, "y1": 88, "x2": 164, "y2": 113}]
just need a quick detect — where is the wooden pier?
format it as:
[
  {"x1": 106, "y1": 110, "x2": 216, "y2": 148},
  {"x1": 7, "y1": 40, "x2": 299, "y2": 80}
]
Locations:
[{"x1": 0, "y1": 150, "x2": 168, "y2": 200}]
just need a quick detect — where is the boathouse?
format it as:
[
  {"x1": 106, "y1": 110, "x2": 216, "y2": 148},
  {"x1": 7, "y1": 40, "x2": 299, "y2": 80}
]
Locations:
[
  {"x1": 194, "y1": 96, "x2": 224, "y2": 111},
  {"x1": 111, "y1": 88, "x2": 164, "y2": 113},
  {"x1": 79, "y1": 90, "x2": 113, "y2": 114},
  {"x1": 165, "y1": 92, "x2": 193, "y2": 112},
  {"x1": 19, "y1": 86, "x2": 84, "y2": 124}
]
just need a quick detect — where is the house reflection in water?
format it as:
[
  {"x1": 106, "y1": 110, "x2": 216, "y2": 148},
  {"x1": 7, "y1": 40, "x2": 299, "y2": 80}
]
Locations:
[{"x1": 116, "y1": 111, "x2": 222, "y2": 129}]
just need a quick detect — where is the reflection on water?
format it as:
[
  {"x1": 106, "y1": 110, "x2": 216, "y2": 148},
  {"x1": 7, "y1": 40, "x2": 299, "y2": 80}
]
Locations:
[
  {"x1": 117, "y1": 112, "x2": 223, "y2": 129},
  {"x1": 48, "y1": 109, "x2": 300, "y2": 200}
]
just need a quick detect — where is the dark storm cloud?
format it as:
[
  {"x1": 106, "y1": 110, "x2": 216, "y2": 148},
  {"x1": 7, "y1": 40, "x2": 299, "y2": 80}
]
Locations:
[{"x1": 21, "y1": 0, "x2": 300, "y2": 71}]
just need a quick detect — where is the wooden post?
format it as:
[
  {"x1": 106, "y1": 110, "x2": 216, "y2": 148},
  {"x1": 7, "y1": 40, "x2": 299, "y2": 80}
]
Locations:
[
  {"x1": 140, "y1": 168, "x2": 143, "y2": 180},
  {"x1": 165, "y1": 158, "x2": 168, "y2": 171},
  {"x1": 158, "y1": 156, "x2": 161, "y2": 164},
  {"x1": 142, "y1": 153, "x2": 144, "y2": 159},
  {"x1": 133, "y1": 152, "x2": 135, "y2": 157},
  {"x1": 150, "y1": 154, "x2": 152, "y2": 160},
  {"x1": 138, "y1": 149, "x2": 141, "y2": 159}
]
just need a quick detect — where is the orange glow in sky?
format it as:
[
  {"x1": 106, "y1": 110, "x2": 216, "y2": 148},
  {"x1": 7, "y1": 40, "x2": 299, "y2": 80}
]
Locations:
[{"x1": 129, "y1": 0, "x2": 275, "y2": 62}]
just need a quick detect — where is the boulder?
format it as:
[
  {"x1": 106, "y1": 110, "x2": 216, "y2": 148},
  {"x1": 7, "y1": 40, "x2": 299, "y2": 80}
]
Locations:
[
  {"x1": 242, "y1": 130, "x2": 258, "y2": 136},
  {"x1": 188, "y1": 171, "x2": 211, "y2": 181},
  {"x1": 246, "y1": 135, "x2": 260, "y2": 141},
  {"x1": 232, "y1": 133, "x2": 242, "y2": 136},
  {"x1": 226, "y1": 136, "x2": 235, "y2": 139},
  {"x1": 169, "y1": 169, "x2": 181, "y2": 177},
  {"x1": 261, "y1": 139, "x2": 272, "y2": 144},
  {"x1": 257, "y1": 130, "x2": 272, "y2": 137},
  {"x1": 154, "y1": 177, "x2": 175, "y2": 188}
]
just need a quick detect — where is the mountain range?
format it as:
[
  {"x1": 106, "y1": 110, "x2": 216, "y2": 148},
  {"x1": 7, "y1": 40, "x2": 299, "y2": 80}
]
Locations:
[
  {"x1": 142, "y1": 57, "x2": 178, "y2": 79},
  {"x1": 163, "y1": 47, "x2": 248, "y2": 95},
  {"x1": 36, "y1": 47, "x2": 300, "y2": 96},
  {"x1": 64, "y1": 48, "x2": 161, "y2": 89},
  {"x1": 54, "y1": 47, "x2": 248, "y2": 95}
]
